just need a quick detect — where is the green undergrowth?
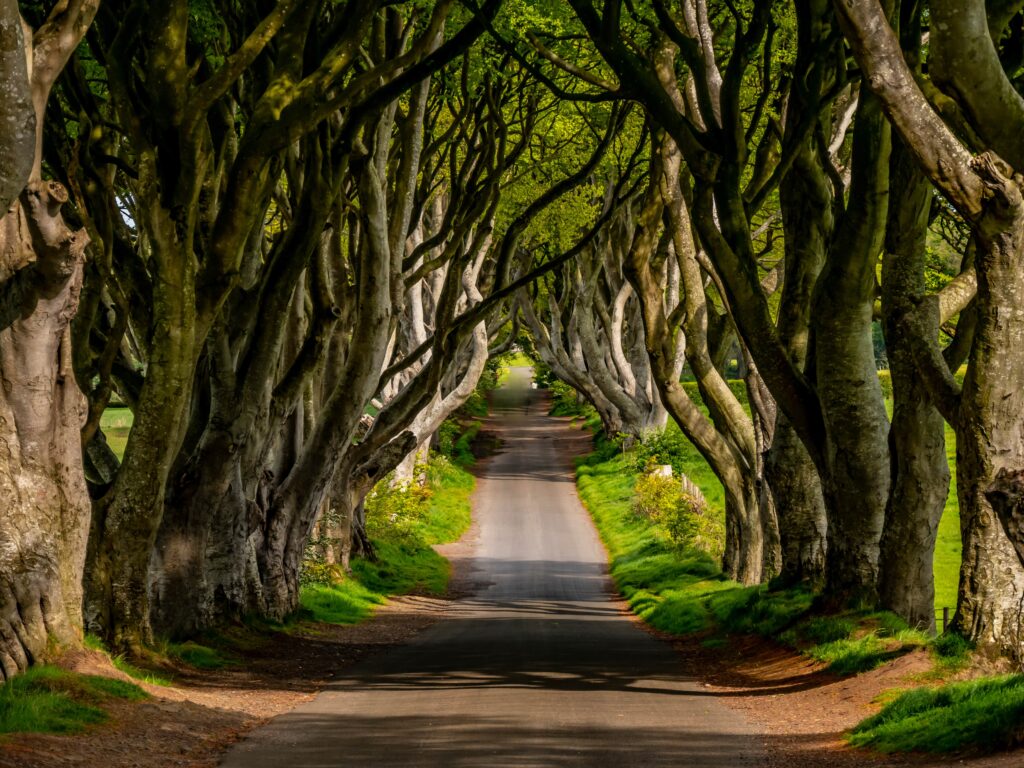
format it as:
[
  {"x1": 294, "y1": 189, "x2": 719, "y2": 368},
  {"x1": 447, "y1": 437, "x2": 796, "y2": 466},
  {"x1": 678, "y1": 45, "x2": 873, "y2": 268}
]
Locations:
[
  {"x1": 576, "y1": 437, "x2": 931, "y2": 676},
  {"x1": 557, "y1": 372, "x2": 961, "y2": 621},
  {"x1": 84, "y1": 632, "x2": 238, "y2": 683},
  {"x1": 575, "y1": 424, "x2": 1009, "y2": 757},
  {"x1": 850, "y1": 674, "x2": 1024, "y2": 754},
  {"x1": 439, "y1": 419, "x2": 483, "y2": 468},
  {"x1": 164, "y1": 640, "x2": 235, "y2": 670},
  {"x1": 299, "y1": 455, "x2": 474, "y2": 626},
  {"x1": 0, "y1": 665, "x2": 146, "y2": 735}
]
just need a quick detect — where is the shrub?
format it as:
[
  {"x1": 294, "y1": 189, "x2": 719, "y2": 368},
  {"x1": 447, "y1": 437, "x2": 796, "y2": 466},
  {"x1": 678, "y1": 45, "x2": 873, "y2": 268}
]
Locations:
[
  {"x1": 633, "y1": 471, "x2": 722, "y2": 557},
  {"x1": 437, "y1": 419, "x2": 460, "y2": 457},
  {"x1": 365, "y1": 475, "x2": 432, "y2": 541},
  {"x1": 632, "y1": 428, "x2": 697, "y2": 477}
]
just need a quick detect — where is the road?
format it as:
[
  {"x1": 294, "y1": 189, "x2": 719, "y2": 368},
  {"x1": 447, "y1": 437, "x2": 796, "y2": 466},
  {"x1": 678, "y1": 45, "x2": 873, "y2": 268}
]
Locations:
[{"x1": 221, "y1": 367, "x2": 763, "y2": 767}]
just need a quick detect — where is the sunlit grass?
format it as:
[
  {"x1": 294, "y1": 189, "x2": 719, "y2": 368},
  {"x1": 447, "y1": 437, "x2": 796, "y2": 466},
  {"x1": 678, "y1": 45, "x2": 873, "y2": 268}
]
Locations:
[
  {"x1": 850, "y1": 674, "x2": 1024, "y2": 753},
  {"x1": 0, "y1": 666, "x2": 146, "y2": 735},
  {"x1": 577, "y1": 435, "x2": 926, "y2": 674},
  {"x1": 99, "y1": 406, "x2": 133, "y2": 460},
  {"x1": 299, "y1": 456, "x2": 474, "y2": 626}
]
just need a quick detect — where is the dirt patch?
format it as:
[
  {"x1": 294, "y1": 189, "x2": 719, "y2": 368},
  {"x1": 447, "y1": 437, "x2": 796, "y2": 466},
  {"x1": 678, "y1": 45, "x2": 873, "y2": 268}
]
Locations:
[
  {"x1": 664, "y1": 632, "x2": 1024, "y2": 768},
  {"x1": 0, "y1": 585, "x2": 455, "y2": 767}
]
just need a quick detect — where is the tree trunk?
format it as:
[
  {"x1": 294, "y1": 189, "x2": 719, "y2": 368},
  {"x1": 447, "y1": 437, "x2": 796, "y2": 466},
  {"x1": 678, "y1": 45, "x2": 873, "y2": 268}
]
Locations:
[
  {"x1": 84, "y1": 203, "x2": 198, "y2": 652},
  {"x1": 149, "y1": 429, "x2": 265, "y2": 637},
  {"x1": 0, "y1": 182, "x2": 90, "y2": 678},
  {"x1": 766, "y1": 416, "x2": 827, "y2": 585},
  {"x1": 813, "y1": 90, "x2": 892, "y2": 606},
  {"x1": 878, "y1": 135, "x2": 948, "y2": 632},
  {"x1": 951, "y1": 165, "x2": 1024, "y2": 657}
]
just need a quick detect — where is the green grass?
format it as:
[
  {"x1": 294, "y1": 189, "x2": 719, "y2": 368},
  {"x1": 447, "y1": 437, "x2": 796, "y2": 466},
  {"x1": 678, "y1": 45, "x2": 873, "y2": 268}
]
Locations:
[
  {"x1": 849, "y1": 674, "x2": 1024, "y2": 753},
  {"x1": 83, "y1": 633, "x2": 174, "y2": 685},
  {"x1": 299, "y1": 457, "x2": 474, "y2": 626},
  {"x1": 632, "y1": 376, "x2": 961, "y2": 621},
  {"x1": 166, "y1": 641, "x2": 235, "y2": 670},
  {"x1": 0, "y1": 666, "x2": 146, "y2": 735},
  {"x1": 452, "y1": 421, "x2": 482, "y2": 468},
  {"x1": 99, "y1": 407, "x2": 133, "y2": 460},
  {"x1": 110, "y1": 656, "x2": 172, "y2": 686},
  {"x1": 505, "y1": 352, "x2": 534, "y2": 368},
  {"x1": 933, "y1": 420, "x2": 961, "y2": 620},
  {"x1": 576, "y1": 438, "x2": 927, "y2": 674}
]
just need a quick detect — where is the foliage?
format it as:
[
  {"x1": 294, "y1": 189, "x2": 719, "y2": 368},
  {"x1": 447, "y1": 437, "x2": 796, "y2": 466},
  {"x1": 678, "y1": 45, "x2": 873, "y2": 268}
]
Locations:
[
  {"x1": 577, "y1": 437, "x2": 927, "y2": 676},
  {"x1": 437, "y1": 419, "x2": 482, "y2": 468},
  {"x1": 849, "y1": 675, "x2": 1024, "y2": 753},
  {"x1": 0, "y1": 666, "x2": 145, "y2": 735},
  {"x1": 632, "y1": 470, "x2": 723, "y2": 558},
  {"x1": 548, "y1": 380, "x2": 592, "y2": 418},
  {"x1": 299, "y1": 455, "x2": 474, "y2": 626},
  {"x1": 365, "y1": 477, "x2": 433, "y2": 542}
]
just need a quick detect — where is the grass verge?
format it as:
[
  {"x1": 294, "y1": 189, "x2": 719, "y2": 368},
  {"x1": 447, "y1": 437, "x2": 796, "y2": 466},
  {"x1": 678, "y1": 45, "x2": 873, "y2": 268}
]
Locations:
[
  {"x1": 575, "y1": 435, "x2": 929, "y2": 675},
  {"x1": 0, "y1": 666, "x2": 146, "y2": 735},
  {"x1": 299, "y1": 456, "x2": 474, "y2": 626},
  {"x1": 850, "y1": 674, "x2": 1024, "y2": 753}
]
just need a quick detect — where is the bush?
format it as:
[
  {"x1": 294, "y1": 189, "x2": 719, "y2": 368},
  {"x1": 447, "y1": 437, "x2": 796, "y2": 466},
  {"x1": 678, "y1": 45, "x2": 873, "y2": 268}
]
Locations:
[
  {"x1": 365, "y1": 475, "x2": 432, "y2": 541},
  {"x1": 632, "y1": 428, "x2": 699, "y2": 477},
  {"x1": 549, "y1": 380, "x2": 589, "y2": 416},
  {"x1": 633, "y1": 471, "x2": 723, "y2": 557},
  {"x1": 437, "y1": 419, "x2": 460, "y2": 457}
]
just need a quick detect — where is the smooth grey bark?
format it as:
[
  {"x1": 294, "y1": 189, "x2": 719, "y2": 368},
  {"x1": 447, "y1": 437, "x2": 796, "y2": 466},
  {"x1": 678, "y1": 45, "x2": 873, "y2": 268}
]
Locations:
[
  {"x1": 833, "y1": 0, "x2": 1024, "y2": 655},
  {"x1": 0, "y1": 0, "x2": 33, "y2": 213},
  {"x1": 812, "y1": 89, "x2": 892, "y2": 605},
  {"x1": 0, "y1": 0, "x2": 97, "y2": 677},
  {"x1": 876, "y1": 8, "x2": 950, "y2": 631},
  {"x1": 0, "y1": 180, "x2": 91, "y2": 679}
]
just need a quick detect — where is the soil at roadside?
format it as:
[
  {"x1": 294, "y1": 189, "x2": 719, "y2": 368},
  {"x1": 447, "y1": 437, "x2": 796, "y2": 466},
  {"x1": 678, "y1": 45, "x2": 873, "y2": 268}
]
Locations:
[
  {"x1": 0, "y1": 593, "x2": 453, "y2": 768},
  {"x1": 654, "y1": 623, "x2": 1024, "y2": 768}
]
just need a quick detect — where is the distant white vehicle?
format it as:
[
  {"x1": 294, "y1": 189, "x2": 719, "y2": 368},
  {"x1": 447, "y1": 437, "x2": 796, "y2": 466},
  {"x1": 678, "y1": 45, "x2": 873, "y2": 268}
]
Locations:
[{"x1": 531, "y1": 382, "x2": 537, "y2": 389}]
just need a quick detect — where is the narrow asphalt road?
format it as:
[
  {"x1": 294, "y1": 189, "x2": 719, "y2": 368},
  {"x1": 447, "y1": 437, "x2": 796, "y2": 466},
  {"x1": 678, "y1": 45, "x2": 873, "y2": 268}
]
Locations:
[{"x1": 221, "y1": 368, "x2": 763, "y2": 767}]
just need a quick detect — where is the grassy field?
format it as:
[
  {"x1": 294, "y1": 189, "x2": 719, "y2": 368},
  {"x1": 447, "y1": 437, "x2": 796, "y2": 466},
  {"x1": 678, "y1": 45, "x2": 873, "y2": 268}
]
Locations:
[{"x1": 99, "y1": 406, "x2": 133, "y2": 460}]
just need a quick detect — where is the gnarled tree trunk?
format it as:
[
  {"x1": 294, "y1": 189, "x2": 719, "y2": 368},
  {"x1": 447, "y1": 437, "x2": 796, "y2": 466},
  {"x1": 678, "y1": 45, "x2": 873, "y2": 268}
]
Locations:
[
  {"x1": 0, "y1": 181, "x2": 90, "y2": 678},
  {"x1": 0, "y1": 0, "x2": 98, "y2": 677}
]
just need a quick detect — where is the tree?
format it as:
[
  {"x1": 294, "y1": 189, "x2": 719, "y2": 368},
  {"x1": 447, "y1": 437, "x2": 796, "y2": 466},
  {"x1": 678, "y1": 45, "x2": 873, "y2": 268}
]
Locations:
[
  {"x1": 0, "y1": 0, "x2": 99, "y2": 679},
  {"x1": 834, "y1": 0, "x2": 1024, "y2": 654}
]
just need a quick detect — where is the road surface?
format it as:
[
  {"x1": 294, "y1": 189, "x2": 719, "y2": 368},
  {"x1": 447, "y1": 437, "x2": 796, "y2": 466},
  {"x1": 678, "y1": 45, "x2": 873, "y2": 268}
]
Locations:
[{"x1": 221, "y1": 367, "x2": 763, "y2": 767}]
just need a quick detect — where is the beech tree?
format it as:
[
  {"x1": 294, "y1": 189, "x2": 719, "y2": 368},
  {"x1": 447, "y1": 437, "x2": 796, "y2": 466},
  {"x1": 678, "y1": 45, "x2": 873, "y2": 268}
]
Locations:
[
  {"x1": 834, "y1": 0, "x2": 1024, "y2": 655},
  {"x1": 0, "y1": 0, "x2": 98, "y2": 678},
  {"x1": 42, "y1": 0, "x2": 503, "y2": 650}
]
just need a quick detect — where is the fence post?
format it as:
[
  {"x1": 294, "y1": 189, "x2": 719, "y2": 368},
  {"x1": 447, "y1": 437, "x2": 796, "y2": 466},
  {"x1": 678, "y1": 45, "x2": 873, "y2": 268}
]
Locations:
[{"x1": 942, "y1": 606, "x2": 950, "y2": 633}]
